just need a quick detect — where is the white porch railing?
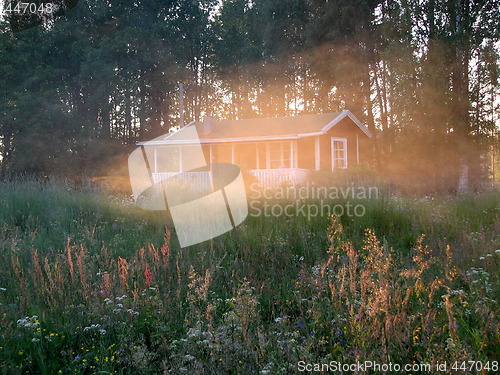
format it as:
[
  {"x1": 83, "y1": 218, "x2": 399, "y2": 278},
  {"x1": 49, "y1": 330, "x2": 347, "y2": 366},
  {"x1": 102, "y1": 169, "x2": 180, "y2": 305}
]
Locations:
[
  {"x1": 152, "y1": 171, "x2": 211, "y2": 186},
  {"x1": 152, "y1": 168, "x2": 309, "y2": 188},
  {"x1": 250, "y1": 168, "x2": 309, "y2": 186}
]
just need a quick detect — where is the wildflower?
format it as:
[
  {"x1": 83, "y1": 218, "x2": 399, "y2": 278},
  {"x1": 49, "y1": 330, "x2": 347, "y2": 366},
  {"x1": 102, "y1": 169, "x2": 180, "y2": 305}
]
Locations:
[
  {"x1": 118, "y1": 256, "x2": 129, "y2": 290},
  {"x1": 144, "y1": 263, "x2": 153, "y2": 288},
  {"x1": 83, "y1": 324, "x2": 101, "y2": 332}
]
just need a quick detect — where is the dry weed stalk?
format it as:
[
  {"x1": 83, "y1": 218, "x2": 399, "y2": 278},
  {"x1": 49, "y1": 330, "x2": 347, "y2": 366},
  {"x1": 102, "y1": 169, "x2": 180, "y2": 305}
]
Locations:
[
  {"x1": 160, "y1": 227, "x2": 171, "y2": 268},
  {"x1": 144, "y1": 263, "x2": 153, "y2": 289},
  {"x1": 66, "y1": 238, "x2": 74, "y2": 282},
  {"x1": 102, "y1": 273, "x2": 111, "y2": 296},
  {"x1": 32, "y1": 249, "x2": 45, "y2": 298},
  {"x1": 118, "y1": 256, "x2": 129, "y2": 291},
  {"x1": 11, "y1": 256, "x2": 26, "y2": 311},
  {"x1": 76, "y1": 245, "x2": 87, "y2": 297}
]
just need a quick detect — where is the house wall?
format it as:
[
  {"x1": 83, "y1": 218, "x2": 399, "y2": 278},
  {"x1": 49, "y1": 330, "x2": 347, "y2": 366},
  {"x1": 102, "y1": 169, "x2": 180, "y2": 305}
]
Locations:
[
  {"x1": 208, "y1": 142, "x2": 260, "y2": 170},
  {"x1": 201, "y1": 144, "x2": 212, "y2": 166},
  {"x1": 195, "y1": 116, "x2": 368, "y2": 172},
  {"x1": 153, "y1": 146, "x2": 180, "y2": 173},
  {"x1": 235, "y1": 143, "x2": 257, "y2": 170},
  {"x1": 212, "y1": 144, "x2": 232, "y2": 164},
  {"x1": 320, "y1": 117, "x2": 364, "y2": 170},
  {"x1": 297, "y1": 137, "x2": 315, "y2": 169}
]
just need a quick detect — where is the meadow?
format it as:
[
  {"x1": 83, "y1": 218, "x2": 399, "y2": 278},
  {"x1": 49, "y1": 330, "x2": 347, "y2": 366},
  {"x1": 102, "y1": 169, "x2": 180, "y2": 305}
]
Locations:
[{"x1": 0, "y1": 177, "x2": 498, "y2": 374}]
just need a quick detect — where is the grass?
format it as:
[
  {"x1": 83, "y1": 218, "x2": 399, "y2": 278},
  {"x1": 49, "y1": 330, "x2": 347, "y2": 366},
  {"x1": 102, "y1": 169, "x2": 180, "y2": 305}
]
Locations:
[{"x1": 0, "y1": 177, "x2": 498, "y2": 374}]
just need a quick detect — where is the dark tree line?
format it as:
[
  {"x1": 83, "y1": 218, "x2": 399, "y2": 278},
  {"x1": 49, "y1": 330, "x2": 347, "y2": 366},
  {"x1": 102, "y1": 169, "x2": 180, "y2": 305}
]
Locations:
[{"x1": 0, "y1": 0, "x2": 499, "y2": 192}]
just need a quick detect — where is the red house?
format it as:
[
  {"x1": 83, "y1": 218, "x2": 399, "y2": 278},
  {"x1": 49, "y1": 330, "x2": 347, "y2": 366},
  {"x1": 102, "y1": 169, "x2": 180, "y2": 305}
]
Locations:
[{"x1": 140, "y1": 110, "x2": 372, "y2": 186}]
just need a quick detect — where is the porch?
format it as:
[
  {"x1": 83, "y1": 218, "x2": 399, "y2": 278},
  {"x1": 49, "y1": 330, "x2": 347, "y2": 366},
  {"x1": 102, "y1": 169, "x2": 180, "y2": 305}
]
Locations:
[{"x1": 152, "y1": 168, "x2": 309, "y2": 188}]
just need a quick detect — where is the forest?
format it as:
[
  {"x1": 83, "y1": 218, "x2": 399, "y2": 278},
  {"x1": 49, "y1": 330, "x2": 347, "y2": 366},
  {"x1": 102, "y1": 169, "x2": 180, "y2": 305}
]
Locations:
[
  {"x1": 0, "y1": 2, "x2": 499, "y2": 374},
  {"x1": 1, "y1": 0, "x2": 499, "y2": 192}
]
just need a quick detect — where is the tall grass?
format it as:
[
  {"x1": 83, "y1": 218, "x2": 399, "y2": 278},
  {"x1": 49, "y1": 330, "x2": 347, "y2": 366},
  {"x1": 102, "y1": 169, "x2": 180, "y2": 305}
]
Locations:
[{"x1": 0, "y1": 177, "x2": 498, "y2": 374}]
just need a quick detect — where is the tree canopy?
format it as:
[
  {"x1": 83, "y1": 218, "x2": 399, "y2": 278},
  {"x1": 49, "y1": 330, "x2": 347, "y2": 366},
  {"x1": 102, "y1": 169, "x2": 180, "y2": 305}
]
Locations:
[{"x1": 0, "y1": 0, "x2": 499, "y2": 192}]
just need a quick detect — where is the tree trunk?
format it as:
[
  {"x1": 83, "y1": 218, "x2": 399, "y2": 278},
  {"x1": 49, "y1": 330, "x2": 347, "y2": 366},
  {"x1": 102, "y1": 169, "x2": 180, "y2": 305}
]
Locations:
[
  {"x1": 125, "y1": 92, "x2": 132, "y2": 142},
  {"x1": 457, "y1": 157, "x2": 469, "y2": 194},
  {"x1": 139, "y1": 71, "x2": 147, "y2": 138},
  {"x1": 0, "y1": 129, "x2": 13, "y2": 178},
  {"x1": 363, "y1": 61, "x2": 375, "y2": 132},
  {"x1": 451, "y1": 0, "x2": 472, "y2": 193}
]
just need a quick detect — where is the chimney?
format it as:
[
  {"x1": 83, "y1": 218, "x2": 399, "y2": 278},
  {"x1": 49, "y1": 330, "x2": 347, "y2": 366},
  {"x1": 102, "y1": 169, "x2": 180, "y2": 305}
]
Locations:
[{"x1": 202, "y1": 116, "x2": 215, "y2": 135}]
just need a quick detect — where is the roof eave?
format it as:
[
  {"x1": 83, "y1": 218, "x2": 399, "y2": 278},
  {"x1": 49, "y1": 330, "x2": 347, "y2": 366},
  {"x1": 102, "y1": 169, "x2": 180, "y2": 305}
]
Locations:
[
  {"x1": 138, "y1": 134, "x2": 303, "y2": 145},
  {"x1": 321, "y1": 110, "x2": 373, "y2": 138}
]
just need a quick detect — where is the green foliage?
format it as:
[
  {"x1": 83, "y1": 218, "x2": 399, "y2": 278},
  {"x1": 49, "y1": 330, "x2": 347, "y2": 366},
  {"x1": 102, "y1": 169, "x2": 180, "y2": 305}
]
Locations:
[
  {"x1": 0, "y1": 0, "x2": 499, "y2": 188},
  {"x1": 0, "y1": 178, "x2": 498, "y2": 373}
]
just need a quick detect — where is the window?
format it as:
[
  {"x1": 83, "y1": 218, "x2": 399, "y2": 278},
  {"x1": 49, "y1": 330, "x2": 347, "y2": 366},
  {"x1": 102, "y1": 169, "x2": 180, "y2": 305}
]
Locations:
[
  {"x1": 257, "y1": 143, "x2": 266, "y2": 169},
  {"x1": 269, "y1": 143, "x2": 282, "y2": 169},
  {"x1": 268, "y1": 141, "x2": 292, "y2": 169},
  {"x1": 331, "y1": 138, "x2": 347, "y2": 169},
  {"x1": 255, "y1": 142, "x2": 295, "y2": 169},
  {"x1": 154, "y1": 146, "x2": 180, "y2": 173}
]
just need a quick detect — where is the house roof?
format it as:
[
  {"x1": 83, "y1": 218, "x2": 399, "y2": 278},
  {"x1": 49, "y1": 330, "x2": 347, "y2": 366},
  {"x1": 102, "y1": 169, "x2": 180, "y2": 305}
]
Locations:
[{"x1": 139, "y1": 110, "x2": 372, "y2": 145}]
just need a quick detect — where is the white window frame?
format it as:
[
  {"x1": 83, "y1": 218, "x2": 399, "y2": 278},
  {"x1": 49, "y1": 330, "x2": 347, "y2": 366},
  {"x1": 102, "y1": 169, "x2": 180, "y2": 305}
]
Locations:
[
  {"x1": 261, "y1": 141, "x2": 294, "y2": 169},
  {"x1": 331, "y1": 137, "x2": 348, "y2": 170}
]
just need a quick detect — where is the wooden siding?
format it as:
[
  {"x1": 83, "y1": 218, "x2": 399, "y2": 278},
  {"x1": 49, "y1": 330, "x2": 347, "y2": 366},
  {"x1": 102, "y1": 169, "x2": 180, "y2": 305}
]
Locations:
[
  {"x1": 321, "y1": 117, "x2": 362, "y2": 170},
  {"x1": 297, "y1": 137, "x2": 315, "y2": 170},
  {"x1": 155, "y1": 116, "x2": 367, "y2": 174}
]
